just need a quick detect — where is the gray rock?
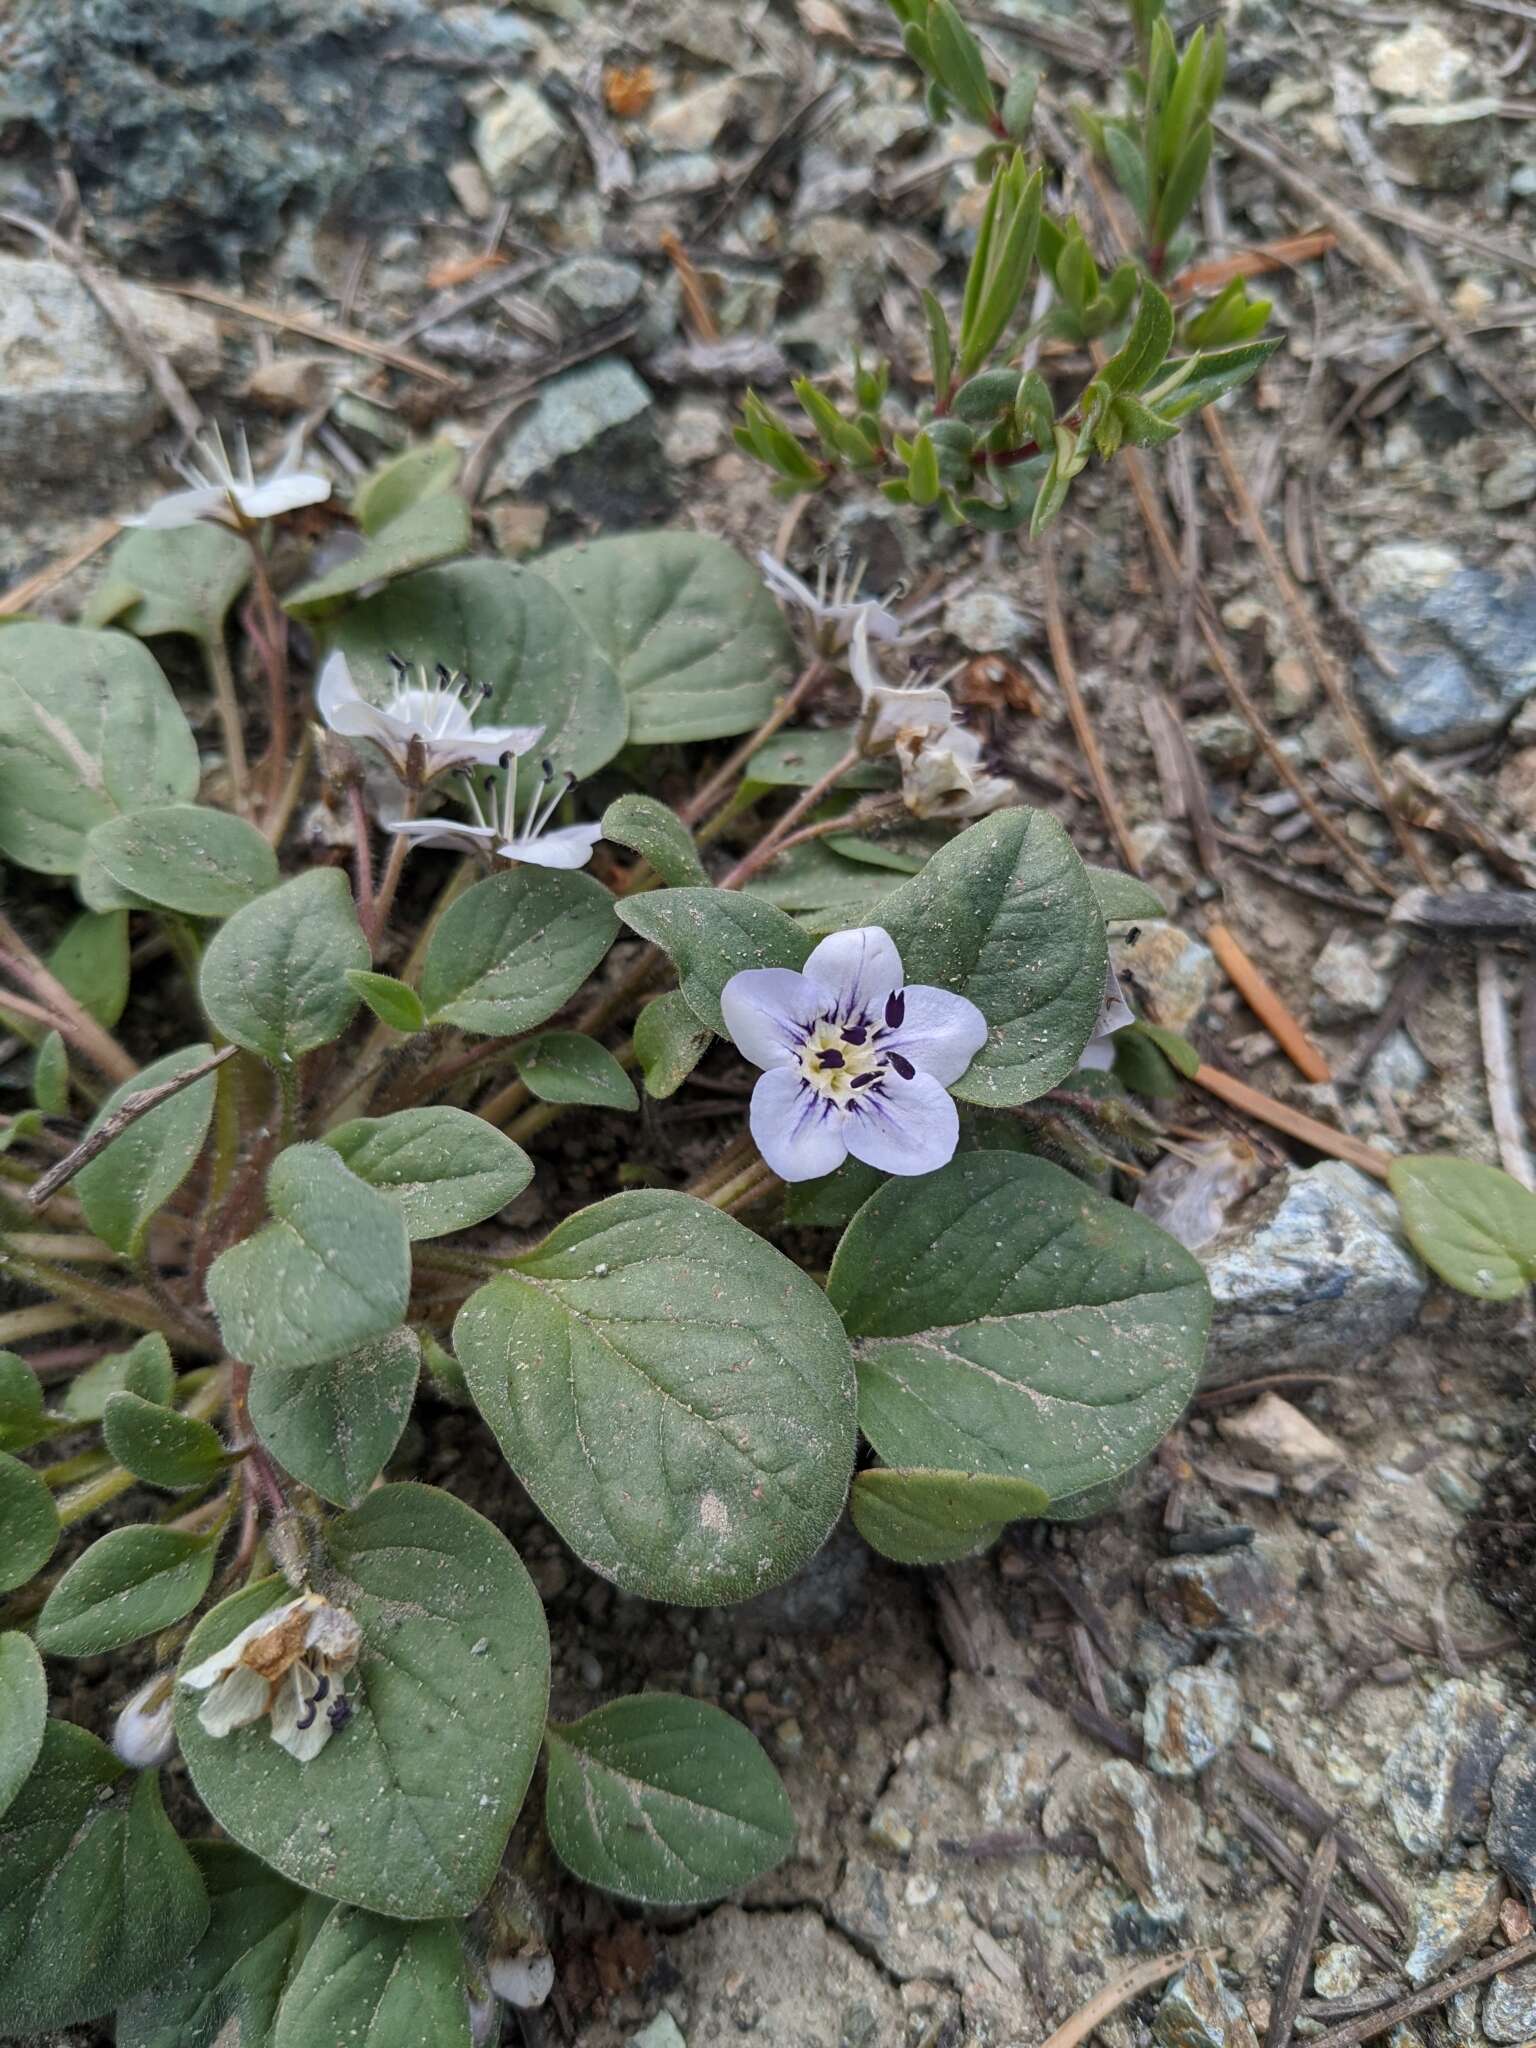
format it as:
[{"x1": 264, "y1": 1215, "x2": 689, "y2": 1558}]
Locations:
[
  {"x1": 543, "y1": 256, "x2": 646, "y2": 329},
  {"x1": 475, "y1": 83, "x2": 569, "y2": 193},
  {"x1": 1119, "y1": 923, "x2": 1216, "y2": 1035},
  {"x1": 1076, "y1": 1758, "x2": 1201, "y2": 1924},
  {"x1": 1368, "y1": 23, "x2": 1482, "y2": 101},
  {"x1": 1404, "y1": 1870, "x2": 1505, "y2": 1987},
  {"x1": 1199, "y1": 1162, "x2": 1427, "y2": 1383},
  {"x1": 673, "y1": 1905, "x2": 910, "y2": 2046},
  {"x1": 629, "y1": 2016, "x2": 687, "y2": 2048},
  {"x1": 1144, "y1": 1666, "x2": 1244, "y2": 1778},
  {"x1": 1350, "y1": 544, "x2": 1536, "y2": 750},
  {"x1": 649, "y1": 77, "x2": 743, "y2": 152},
  {"x1": 737, "y1": 1518, "x2": 869, "y2": 1636},
  {"x1": 1383, "y1": 1681, "x2": 1509, "y2": 1858},
  {"x1": 1155, "y1": 1954, "x2": 1260, "y2": 2048},
  {"x1": 1313, "y1": 1945, "x2": 1368, "y2": 1998},
  {"x1": 1311, "y1": 928, "x2": 1392, "y2": 1022},
  {"x1": 1488, "y1": 1724, "x2": 1536, "y2": 1895},
  {"x1": 781, "y1": 217, "x2": 886, "y2": 365},
  {"x1": 0, "y1": 255, "x2": 220, "y2": 480},
  {"x1": 491, "y1": 359, "x2": 671, "y2": 524},
  {"x1": 7, "y1": 0, "x2": 502, "y2": 274},
  {"x1": 1145, "y1": 1544, "x2": 1295, "y2": 1645},
  {"x1": 943, "y1": 587, "x2": 1033, "y2": 654},
  {"x1": 1375, "y1": 99, "x2": 1502, "y2": 192},
  {"x1": 1484, "y1": 448, "x2": 1536, "y2": 512},
  {"x1": 1484, "y1": 1961, "x2": 1536, "y2": 2043}
]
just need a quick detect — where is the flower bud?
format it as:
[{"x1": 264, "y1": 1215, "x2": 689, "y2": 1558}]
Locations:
[
  {"x1": 112, "y1": 1672, "x2": 177, "y2": 1769},
  {"x1": 488, "y1": 1950, "x2": 555, "y2": 2010}
]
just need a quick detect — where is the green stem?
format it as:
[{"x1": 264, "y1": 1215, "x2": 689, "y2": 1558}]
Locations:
[
  {"x1": 0, "y1": 1244, "x2": 203, "y2": 1345},
  {"x1": 0, "y1": 1303, "x2": 80, "y2": 1344},
  {"x1": 203, "y1": 633, "x2": 251, "y2": 810}
]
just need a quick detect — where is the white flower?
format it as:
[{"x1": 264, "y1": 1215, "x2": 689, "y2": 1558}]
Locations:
[
  {"x1": 1077, "y1": 964, "x2": 1136, "y2": 1071},
  {"x1": 126, "y1": 424, "x2": 332, "y2": 530},
  {"x1": 180, "y1": 1589, "x2": 362, "y2": 1764},
  {"x1": 386, "y1": 757, "x2": 602, "y2": 871},
  {"x1": 895, "y1": 722, "x2": 1016, "y2": 819},
  {"x1": 318, "y1": 650, "x2": 544, "y2": 787},
  {"x1": 720, "y1": 925, "x2": 988, "y2": 1182},
  {"x1": 112, "y1": 1672, "x2": 177, "y2": 1769},
  {"x1": 758, "y1": 549, "x2": 923, "y2": 655},
  {"x1": 488, "y1": 1952, "x2": 556, "y2": 2010},
  {"x1": 848, "y1": 613, "x2": 957, "y2": 755}
]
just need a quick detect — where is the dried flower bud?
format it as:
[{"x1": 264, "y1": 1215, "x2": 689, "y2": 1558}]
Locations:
[
  {"x1": 112, "y1": 1672, "x2": 177, "y2": 1769},
  {"x1": 488, "y1": 1951, "x2": 555, "y2": 2010}
]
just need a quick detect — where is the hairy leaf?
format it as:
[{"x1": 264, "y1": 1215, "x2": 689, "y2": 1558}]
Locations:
[
  {"x1": 324, "y1": 1107, "x2": 533, "y2": 1239},
  {"x1": 200, "y1": 869, "x2": 369, "y2": 1064}
]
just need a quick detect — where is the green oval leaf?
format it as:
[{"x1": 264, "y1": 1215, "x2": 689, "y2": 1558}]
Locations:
[
  {"x1": 323, "y1": 1107, "x2": 533, "y2": 1239},
  {"x1": 545, "y1": 1694, "x2": 794, "y2": 1905},
  {"x1": 207, "y1": 1144, "x2": 411, "y2": 1370},
  {"x1": 103, "y1": 1390, "x2": 228, "y2": 1491},
  {"x1": 83, "y1": 523, "x2": 253, "y2": 648},
  {"x1": 0, "y1": 1351, "x2": 49, "y2": 1453},
  {"x1": 1388, "y1": 1155, "x2": 1536, "y2": 1302},
  {"x1": 877, "y1": 808, "x2": 1108, "y2": 1106},
  {"x1": 345, "y1": 969, "x2": 427, "y2": 1035},
  {"x1": 633, "y1": 988, "x2": 712, "y2": 1100},
  {"x1": 0, "y1": 1721, "x2": 209, "y2": 2035},
  {"x1": 118, "y1": 1842, "x2": 322, "y2": 2048},
  {"x1": 75, "y1": 1045, "x2": 219, "y2": 1257},
  {"x1": 199, "y1": 868, "x2": 368, "y2": 1065},
  {"x1": 1087, "y1": 866, "x2": 1167, "y2": 923},
  {"x1": 286, "y1": 493, "x2": 474, "y2": 615},
  {"x1": 86, "y1": 804, "x2": 279, "y2": 917},
  {"x1": 49, "y1": 908, "x2": 130, "y2": 1027},
  {"x1": 0, "y1": 622, "x2": 198, "y2": 876},
  {"x1": 176, "y1": 1484, "x2": 550, "y2": 1919},
  {"x1": 332, "y1": 559, "x2": 628, "y2": 779},
  {"x1": 0, "y1": 1449, "x2": 57, "y2": 1592},
  {"x1": 249, "y1": 1327, "x2": 420, "y2": 1508},
  {"x1": 616, "y1": 888, "x2": 810, "y2": 1035},
  {"x1": 539, "y1": 532, "x2": 794, "y2": 746},
  {"x1": 418, "y1": 866, "x2": 618, "y2": 1037},
  {"x1": 601, "y1": 794, "x2": 707, "y2": 887},
  {"x1": 353, "y1": 441, "x2": 462, "y2": 537},
  {"x1": 454, "y1": 1191, "x2": 856, "y2": 1604},
  {"x1": 37, "y1": 1525, "x2": 217, "y2": 1657},
  {"x1": 0, "y1": 1633, "x2": 46, "y2": 1822},
  {"x1": 850, "y1": 1466, "x2": 1049, "y2": 1564},
  {"x1": 829, "y1": 1152, "x2": 1210, "y2": 1515},
  {"x1": 271, "y1": 1903, "x2": 470, "y2": 2048},
  {"x1": 514, "y1": 1030, "x2": 639, "y2": 1111},
  {"x1": 32, "y1": 1029, "x2": 68, "y2": 1114},
  {"x1": 62, "y1": 1331, "x2": 175, "y2": 1422}
]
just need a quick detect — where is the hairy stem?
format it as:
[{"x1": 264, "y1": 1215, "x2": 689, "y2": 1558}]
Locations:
[{"x1": 203, "y1": 633, "x2": 251, "y2": 811}]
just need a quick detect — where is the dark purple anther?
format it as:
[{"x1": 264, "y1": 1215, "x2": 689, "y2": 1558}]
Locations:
[
  {"x1": 885, "y1": 990, "x2": 906, "y2": 1030},
  {"x1": 818, "y1": 1049, "x2": 845, "y2": 1069},
  {"x1": 842, "y1": 1024, "x2": 868, "y2": 1046},
  {"x1": 328, "y1": 1695, "x2": 353, "y2": 1730},
  {"x1": 851, "y1": 1071, "x2": 878, "y2": 1089},
  {"x1": 888, "y1": 1051, "x2": 916, "y2": 1080}
]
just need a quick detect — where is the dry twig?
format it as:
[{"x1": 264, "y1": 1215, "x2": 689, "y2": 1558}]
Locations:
[
  {"x1": 1191, "y1": 1066, "x2": 1392, "y2": 1180},
  {"x1": 1041, "y1": 540, "x2": 1142, "y2": 874},
  {"x1": 1036, "y1": 1950, "x2": 1211, "y2": 2048},
  {"x1": 1206, "y1": 921, "x2": 1332, "y2": 1084},
  {"x1": 1267, "y1": 1834, "x2": 1339, "y2": 2048},
  {"x1": 1303, "y1": 1932, "x2": 1536, "y2": 2048}
]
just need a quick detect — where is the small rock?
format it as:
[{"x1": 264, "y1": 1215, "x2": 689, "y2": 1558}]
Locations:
[
  {"x1": 1076, "y1": 1759, "x2": 1201, "y2": 1923},
  {"x1": 543, "y1": 256, "x2": 645, "y2": 329},
  {"x1": 1368, "y1": 24, "x2": 1480, "y2": 103},
  {"x1": 867, "y1": 1806, "x2": 915, "y2": 1855},
  {"x1": 1187, "y1": 711, "x2": 1258, "y2": 774},
  {"x1": 1145, "y1": 1544, "x2": 1295, "y2": 1644},
  {"x1": 649, "y1": 77, "x2": 742, "y2": 151},
  {"x1": 474, "y1": 83, "x2": 569, "y2": 193},
  {"x1": 0, "y1": 255, "x2": 221, "y2": 480},
  {"x1": 1313, "y1": 1945, "x2": 1367, "y2": 1999},
  {"x1": 629, "y1": 2016, "x2": 687, "y2": 2048},
  {"x1": 781, "y1": 216, "x2": 886, "y2": 364},
  {"x1": 1311, "y1": 928, "x2": 1393, "y2": 1022},
  {"x1": 1215, "y1": 1394, "x2": 1346, "y2": 1492},
  {"x1": 1119, "y1": 923, "x2": 1217, "y2": 1034},
  {"x1": 1199, "y1": 1162, "x2": 1427, "y2": 1381},
  {"x1": 1383, "y1": 1681, "x2": 1509, "y2": 1858},
  {"x1": 242, "y1": 353, "x2": 336, "y2": 414},
  {"x1": 1144, "y1": 1666, "x2": 1245, "y2": 1778},
  {"x1": 1488, "y1": 1725, "x2": 1536, "y2": 1895},
  {"x1": 1484, "y1": 449, "x2": 1536, "y2": 512},
  {"x1": 1483, "y1": 1961, "x2": 1536, "y2": 2042},
  {"x1": 485, "y1": 501, "x2": 549, "y2": 559},
  {"x1": 1135, "y1": 1136, "x2": 1267, "y2": 1254},
  {"x1": 942, "y1": 588, "x2": 1033, "y2": 655},
  {"x1": 663, "y1": 403, "x2": 726, "y2": 466},
  {"x1": 1155, "y1": 1953, "x2": 1260, "y2": 2048},
  {"x1": 1349, "y1": 542, "x2": 1536, "y2": 749},
  {"x1": 1404, "y1": 1870, "x2": 1505, "y2": 1987},
  {"x1": 492, "y1": 358, "x2": 669, "y2": 523},
  {"x1": 1376, "y1": 98, "x2": 1501, "y2": 192}
]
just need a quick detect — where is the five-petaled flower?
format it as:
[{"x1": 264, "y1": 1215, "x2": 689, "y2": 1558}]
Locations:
[
  {"x1": 386, "y1": 757, "x2": 603, "y2": 871},
  {"x1": 127, "y1": 424, "x2": 332, "y2": 531},
  {"x1": 720, "y1": 926, "x2": 987, "y2": 1182},
  {"x1": 758, "y1": 549, "x2": 929, "y2": 655},
  {"x1": 318, "y1": 649, "x2": 543, "y2": 788},
  {"x1": 180, "y1": 1589, "x2": 362, "y2": 1763}
]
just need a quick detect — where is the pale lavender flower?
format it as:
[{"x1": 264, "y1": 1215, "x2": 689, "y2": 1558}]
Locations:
[
  {"x1": 847, "y1": 613, "x2": 957, "y2": 754},
  {"x1": 720, "y1": 925, "x2": 987, "y2": 1182},
  {"x1": 126, "y1": 424, "x2": 332, "y2": 530},
  {"x1": 758, "y1": 548, "x2": 938, "y2": 656},
  {"x1": 112, "y1": 1672, "x2": 177, "y2": 1769},
  {"x1": 180, "y1": 1589, "x2": 362, "y2": 1764},
  {"x1": 318, "y1": 650, "x2": 543, "y2": 787},
  {"x1": 385, "y1": 757, "x2": 602, "y2": 871},
  {"x1": 1077, "y1": 963, "x2": 1136, "y2": 1071}
]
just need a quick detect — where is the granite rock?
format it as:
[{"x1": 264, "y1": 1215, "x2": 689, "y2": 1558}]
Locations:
[
  {"x1": 1144, "y1": 1666, "x2": 1244, "y2": 1779},
  {"x1": 1382, "y1": 1681, "x2": 1509, "y2": 1859},
  {"x1": 491, "y1": 359, "x2": 671, "y2": 523},
  {"x1": 1483, "y1": 1960, "x2": 1536, "y2": 2043},
  {"x1": 1155, "y1": 1954, "x2": 1260, "y2": 2048},
  {"x1": 1404, "y1": 1870, "x2": 1505, "y2": 1987},
  {"x1": 1076, "y1": 1759, "x2": 1201, "y2": 1924},
  {"x1": 1488, "y1": 1725, "x2": 1536, "y2": 1896},
  {"x1": 1349, "y1": 545, "x2": 1536, "y2": 750}
]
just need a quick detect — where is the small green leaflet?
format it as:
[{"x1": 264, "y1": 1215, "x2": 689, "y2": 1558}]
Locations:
[
  {"x1": 514, "y1": 1031, "x2": 638, "y2": 1112},
  {"x1": 0, "y1": 1720, "x2": 209, "y2": 2036},
  {"x1": 103, "y1": 1390, "x2": 227, "y2": 1491},
  {"x1": 75, "y1": 1045, "x2": 220, "y2": 1257},
  {"x1": 418, "y1": 866, "x2": 618, "y2": 1037},
  {"x1": 344, "y1": 969, "x2": 426, "y2": 1035},
  {"x1": 0, "y1": 1633, "x2": 45, "y2": 1822},
  {"x1": 544, "y1": 1694, "x2": 794, "y2": 1906},
  {"x1": 616, "y1": 889, "x2": 810, "y2": 1034},
  {"x1": 0, "y1": 1351, "x2": 49, "y2": 1453},
  {"x1": 36, "y1": 1525, "x2": 218, "y2": 1657},
  {"x1": 176, "y1": 1486, "x2": 550, "y2": 1919},
  {"x1": 454, "y1": 1191, "x2": 856, "y2": 1604},
  {"x1": 829, "y1": 1152, "x2": 1210, "y2": 1516},
  {"x1": 0, "y1": 1450, "x2": 57, "y2": 1592},
  {"x1": 323, "y1": 1106, "x2": 533, "y2": 1238},
  {"x1": 270, "y1": 1904, "x2": 470, "y2": 2048},
  {"x1": 1087, "y1": 866, "x2": 1167, "y2": 923},
  {"x1": 207, "y1": 1144, "x2": 411, "y2": 1370},
  {"x1": 850, "y1": 1467, "x2": 1048, "y2": 1564},
  {"x1": 601, "y1": 793, "x2": 707, "y2": 887},
  {"x1": 353, "y1": 441, "x2": 462, "y2": 536},
  {"x1": 85, "y1": 804, "x2": 278, "y2": 918},
  {"x1": 31, "y1": 1030, "x2": 68, "y2": 1114},
  {"x1": 63, "y1": 1331, "x2": 175, "y2": 1421},
  {"x1": 285, "y1": 492, "x2": 473, "y2": 614},
  {"x1": 633, "y1": 989, "x2": 712, "y2": 1099},
  {"x1": 1388, "y1": 1155, "x2": 1536, "y2": 1302},
  {"x1": 249, "y1": 1327, "x2": 420, "y2": 1508},
  {"x1": 49, "y1": 909, "x2": 129, "y2": 1028},
  {"x1": 199, "y1": 868, "x2": 368, "y2": 1064}
]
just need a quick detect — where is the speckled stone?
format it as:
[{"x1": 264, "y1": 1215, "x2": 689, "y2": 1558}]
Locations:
[
  {"x1": 1144, "y1": 1667, "x2": 1244, "y2": 1779},
  {"x1": 1382, "y1": 1681, "x2": 1509, "y2": 1859}
]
